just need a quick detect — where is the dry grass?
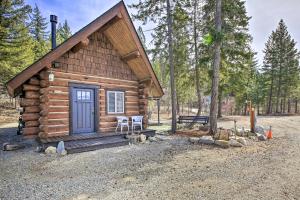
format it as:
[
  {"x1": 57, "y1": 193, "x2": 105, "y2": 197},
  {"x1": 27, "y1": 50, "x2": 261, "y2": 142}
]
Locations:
[{"x1": 0, "y1": 107, "x2": 19, "y2": 125}]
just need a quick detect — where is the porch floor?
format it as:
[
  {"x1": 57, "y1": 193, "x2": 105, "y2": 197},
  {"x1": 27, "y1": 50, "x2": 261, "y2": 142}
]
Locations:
[{"x1": 38, "y1": 129, "x2": 156, "y2": 154}]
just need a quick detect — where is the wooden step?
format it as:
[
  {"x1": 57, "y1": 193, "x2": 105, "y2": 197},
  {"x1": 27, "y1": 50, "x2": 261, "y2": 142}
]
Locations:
[{"x1": 64, "y1": 136, "x2": 129, "y2": 154}]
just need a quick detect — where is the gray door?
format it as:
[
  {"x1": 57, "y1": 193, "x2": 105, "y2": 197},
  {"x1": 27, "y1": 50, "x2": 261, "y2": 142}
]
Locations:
[{"x1": 71, "y1": 87, "x2": 95, "y2": 134}]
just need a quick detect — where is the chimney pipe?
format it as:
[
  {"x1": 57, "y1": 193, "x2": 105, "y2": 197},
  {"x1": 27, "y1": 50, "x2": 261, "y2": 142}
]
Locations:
[{"x1": 50, "y1": 15, "x2": 58, "y2": 50}]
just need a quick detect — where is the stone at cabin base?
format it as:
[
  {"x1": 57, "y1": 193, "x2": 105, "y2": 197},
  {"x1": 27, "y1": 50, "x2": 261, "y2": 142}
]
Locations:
[
  {"x1": 214, "y1": 140, "x2": 230, "y2": 148},
  {"x1": 45, "y1": 146, "x2": 56, "y2": 154}
]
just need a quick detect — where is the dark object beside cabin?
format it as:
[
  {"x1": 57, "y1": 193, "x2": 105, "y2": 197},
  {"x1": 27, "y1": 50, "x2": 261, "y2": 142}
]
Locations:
[{"x1": 178, "y1": 116, "x2": 209, "y2": 125}]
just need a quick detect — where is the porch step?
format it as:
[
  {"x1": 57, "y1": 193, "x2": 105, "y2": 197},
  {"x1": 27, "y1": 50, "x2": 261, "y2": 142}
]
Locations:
[{"x1": 64, "y1": 135, "x2": 129, "y2": 154}]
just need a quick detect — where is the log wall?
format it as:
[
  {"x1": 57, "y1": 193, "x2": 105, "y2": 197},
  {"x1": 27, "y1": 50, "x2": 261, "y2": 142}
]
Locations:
[{"x1": 34, "y1": 30, "x2": 149, "y2": 137}]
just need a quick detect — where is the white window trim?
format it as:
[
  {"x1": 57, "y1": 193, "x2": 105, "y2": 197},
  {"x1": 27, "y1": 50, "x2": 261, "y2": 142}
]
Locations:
[{"x1": 107, "y1": 91, "x2": 125, "y2": 114}]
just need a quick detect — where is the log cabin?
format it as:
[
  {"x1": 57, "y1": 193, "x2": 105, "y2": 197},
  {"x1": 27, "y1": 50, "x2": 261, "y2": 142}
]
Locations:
[{"x1": 5, "y1": 1, "x2": 163, "y2": 151}]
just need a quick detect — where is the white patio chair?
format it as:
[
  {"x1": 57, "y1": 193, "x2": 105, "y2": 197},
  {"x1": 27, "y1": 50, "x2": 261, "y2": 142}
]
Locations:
[
  {"x1": 115, "y1": 116, "x2": 129, "y2": 133},
  {"x1": 131, "y1": 116, "x2": 143, "y2": 132}
]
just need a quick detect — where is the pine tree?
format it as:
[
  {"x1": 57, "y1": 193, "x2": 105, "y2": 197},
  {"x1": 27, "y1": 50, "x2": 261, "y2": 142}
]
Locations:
[
  {"x1": 0, "y1": 0, "x2": 34, "y2": 84},
  {"x1": 57, "y1": 20, "x2": 72, "y2": 44},
  {"x1": 262, "y1": 20, "x2": 300, "y2": 114},
  {"x1": 30, "y1": 4, "x2": 49, "y2": 60}
]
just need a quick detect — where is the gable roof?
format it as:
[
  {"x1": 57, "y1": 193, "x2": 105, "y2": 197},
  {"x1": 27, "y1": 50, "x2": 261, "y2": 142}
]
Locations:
[{"x1": 6, "y1": 1, "x2": 163, "y2": 98}]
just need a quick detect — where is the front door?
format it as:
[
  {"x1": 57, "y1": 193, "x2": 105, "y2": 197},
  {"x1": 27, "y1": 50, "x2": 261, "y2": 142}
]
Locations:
[{"x1": 71, "y1": 87, "x2": 95, "y2": 134}]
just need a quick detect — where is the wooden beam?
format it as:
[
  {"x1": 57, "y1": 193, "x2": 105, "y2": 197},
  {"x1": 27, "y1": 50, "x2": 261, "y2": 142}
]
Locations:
[
  {"x1": 71, "y1": 38, "x2": 90, "y2": 53},
  {"x1": 101, "y1": 13, "x2": 123, "y2": 32},
  {"x1": 121, "y1": 50, "x2": 140, "y2": 62}
]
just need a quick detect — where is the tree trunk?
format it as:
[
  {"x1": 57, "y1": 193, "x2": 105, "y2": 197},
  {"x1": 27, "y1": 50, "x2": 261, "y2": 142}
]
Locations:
[
  {"x1": 295, "y1": 99, "x2": 298, "y2": 113},
  {"x1": 287, "y1": 99, "x2": 291, "y2": 113},
  {"x1": 209, "y1": 0, "x2": 222, "y2": 135},
  {"x1": 193, "y1": 0, "x2": 202, "y2": 116},
  {"x1": 167, "y1": 0, "x2": 177, "y2": 134},
  {"x1": 217, "y1": 89, "x2": 222, "y2": 118},
  {"x1": 267, "y1": 76, "x2": 274, "y2": 114},
  {"x1": 275, "y1": 63, "x2": 282, "y2": 113}
]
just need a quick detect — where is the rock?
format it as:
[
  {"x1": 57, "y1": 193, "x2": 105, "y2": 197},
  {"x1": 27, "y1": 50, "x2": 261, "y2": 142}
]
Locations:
[
  {"x1": 215, "y1": 129, "x2": 230, "y2": 141},
  {"x1": 229, "y1": 139, "x2": 243, "y2": 147},
  {"x1": 45, "y1": 146, "x2": 56, "y2": 154},
  {"x1": 60, "y1": 150, "x2": 67, "y2": 156},
  {"x1": 255, "y1": 126, "x2": 265, "y2": 135},
  {"x1": 56, "y1": 141, "x2": 65, "y2": 155},
  {"x1": 214, "y1": 140, "x2": 230, "y2": 148},
  {"x1": 139, "y1": 134, "x2": 146, "y2": 143},
  {"x1": 199, "y1": 136, "x2": 214, "y2": 145},
  {"x1": 237, "y1": 137, "x2": 247, "y2": 146},
  {"x1": 148, "y1": 136, "x2": 157, "y2": 142},
  {"x1": 126, "y1": 134, "x2": 140, "y2": 144},
  {"x1": 257, "y1": 134, "x2": 267, "y2": 141},
  {"x1": 189, "y1": 137, "x2": 199, "y2": 144}
]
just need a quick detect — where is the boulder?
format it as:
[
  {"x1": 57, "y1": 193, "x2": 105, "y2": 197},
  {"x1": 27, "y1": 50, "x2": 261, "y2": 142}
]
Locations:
[
  {"x1": 56, "y1": 141, "x2": 65, "y2": 155},
  {"x1": 126, "y1": 134, "x2": 140, "y2": 144},
  {"x1": 255, "y1": 126, "x2": 265, "y2": 135},
  {"x1": 229, "y1": 139, "x2": 243, "y2": 147},
  {"x1": 189, "y1": 137, "x2": 199, "y2": 144},
  {"x1": 214, "y1": 140, "x2": 229, "y2": 148},
  {"x1": 199, "y1": 136, "x2": 214, "y2": 145},
  {"x1": 139, "y1": 134, "x2": 146, "y2": 143},
  {"x1": 45, "y1": 146, "x2": 56, "y2": 154},
  {"x1": 237, "y1": 137, "x2": 247, "y2": 146},
  {"x1": 257, "y1": 134, "x2": 267, "y2": 141},
  {"x1": 148, "y1": 136, "x2": 157, "y2": 142},
  {"x1": 215, "y1": 129, "x2": 230, "y2": 141}
]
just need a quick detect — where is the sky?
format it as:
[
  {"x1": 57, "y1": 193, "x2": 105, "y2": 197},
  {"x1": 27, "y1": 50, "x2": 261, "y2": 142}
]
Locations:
[{"x1": 25, "y1": 0, "x2": 300, "y2": 65}]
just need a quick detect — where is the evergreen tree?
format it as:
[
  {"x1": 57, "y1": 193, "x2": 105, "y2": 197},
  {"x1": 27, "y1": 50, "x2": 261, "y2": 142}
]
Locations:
[
  {"x1": 262, "y1": 20, "x2": 300, "y2": 114},
  {"x1": 0, "y1": 0, "x2": 34, "y2": 84},
  {"x1": 30, "y1": 4, "x2": 49, "y2": 60},
  {"x1": 57, "y1": 20, "x2": 72, "y2": 44}
]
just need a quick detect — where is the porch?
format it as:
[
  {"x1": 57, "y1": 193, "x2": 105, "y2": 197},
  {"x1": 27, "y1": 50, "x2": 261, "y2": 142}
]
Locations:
[{"x1": 38, "y1": 129, "x2": 156, "y2": 154}]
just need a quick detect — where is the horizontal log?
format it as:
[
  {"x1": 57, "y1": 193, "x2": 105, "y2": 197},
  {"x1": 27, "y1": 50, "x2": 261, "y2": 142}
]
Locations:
[
  {"x1": 24, "y1": 106, "x2": 40, "y2": 113},
  {"x1": 49, "y1": 93, "x2": 69, "y2": 100},
  {"x1": 46, "y1": 131, "x2": 69, "y2": 137},
  {"x1": 29, "y1": 77, "x2": 40, "y2": 86},
  {"x1": 99, "y1": 121, "x2": 118, "y2": 128},
  {"x1": 39, "y1": 125, "x2": 48, "y2": 132},
  {"x1": 50, "y1": 78, "x2": 138, "y2": 92},
  {"x1": 53, "y1": 71, "x2": 139, "y2": 87},
  {"x1": 25, "y1": 121, "x2": 39, "y2": 127},
  {"x1": 38, "y1": 131, "x2": 47, "y2": 139},
  {"x1": 23, "y1": 127, "x2": 39, "y2": 135},
  {"x1": 20, "y1": 99, "x2": 40, "y2": 107},
  {"x1": 22, "y1": 113, "x2": 40, "y2": 122},
  {"x1": 40, "y1": 95, "x2": 49, "y2": 103},
  {"x1": 40, "y1": 80, "x2": 50, "y2": 88},
  {"x1": 39, "y1": 70, "x2": 49, "y2": 80},
  {"x1": 49, "y1": 100, "x2": 69, "y2": 106},
  {"x1": 23, "y1": 84, "x2": 40, "y2": 91},
  {"x1": 25, "y1": 91, "x2": 40, "y2": 99},
  {"x1": 49, "y1": 106, "x2": 69, "y2": 112},
  {"x1": 39, "y1": 116, "x2": 48, "y2": 125},
  {"x1": 39, "y1": 88, "x2": 49, "y2": 95},
  {"x1": 39, "y1": 103, "x2": 49, "y2": 111},
  {"x1": 48, "y1": 125, "x2": 68, "y2": 133},
  {"x1": 40, "y1": 110, "x2": 48, "y2": 117},
  {"x1": 48, "y1": 119, "x2": 69, "y2": 126},
  {"x1": 48, "y1": 112, "x2": 68, "y2": 119}
]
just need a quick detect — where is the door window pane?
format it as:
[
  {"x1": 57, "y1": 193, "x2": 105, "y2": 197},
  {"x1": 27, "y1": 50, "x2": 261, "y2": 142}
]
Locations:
[{"x1": 77, "y1": 91, "x2": 82, "y2": 100}]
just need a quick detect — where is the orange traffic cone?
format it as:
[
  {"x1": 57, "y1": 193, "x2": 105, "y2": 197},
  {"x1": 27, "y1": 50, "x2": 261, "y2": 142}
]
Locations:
[{"x1": 266, "y1": 126, "x2": 273, "y2": 139}]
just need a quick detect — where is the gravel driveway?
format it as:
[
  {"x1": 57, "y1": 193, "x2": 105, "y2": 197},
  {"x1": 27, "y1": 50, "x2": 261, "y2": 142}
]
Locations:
[{"x1": 0, "y1": 116, "x2": 300, "y2": 200}]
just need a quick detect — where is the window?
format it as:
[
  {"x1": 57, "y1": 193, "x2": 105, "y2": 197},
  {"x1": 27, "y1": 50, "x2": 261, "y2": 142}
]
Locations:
[{"x1": 107, "y1": 91, "x2": 124, "y2": 114}]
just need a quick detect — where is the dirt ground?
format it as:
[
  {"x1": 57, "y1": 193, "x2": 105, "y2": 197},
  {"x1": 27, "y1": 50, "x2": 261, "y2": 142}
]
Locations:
[{"x1": 0, "y1": 116, "x2": 300, "y2": 200}]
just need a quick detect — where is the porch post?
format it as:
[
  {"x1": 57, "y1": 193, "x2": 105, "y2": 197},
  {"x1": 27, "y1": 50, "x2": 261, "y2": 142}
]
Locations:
[{"x1": 157, "y1": 98, "x2": 160, "y2": 126}]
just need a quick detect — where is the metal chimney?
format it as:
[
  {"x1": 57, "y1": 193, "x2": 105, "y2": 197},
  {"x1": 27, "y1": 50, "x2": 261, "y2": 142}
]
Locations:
[{"x1": 50, "y1": 15, "x2": 58, "y2": 50}]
